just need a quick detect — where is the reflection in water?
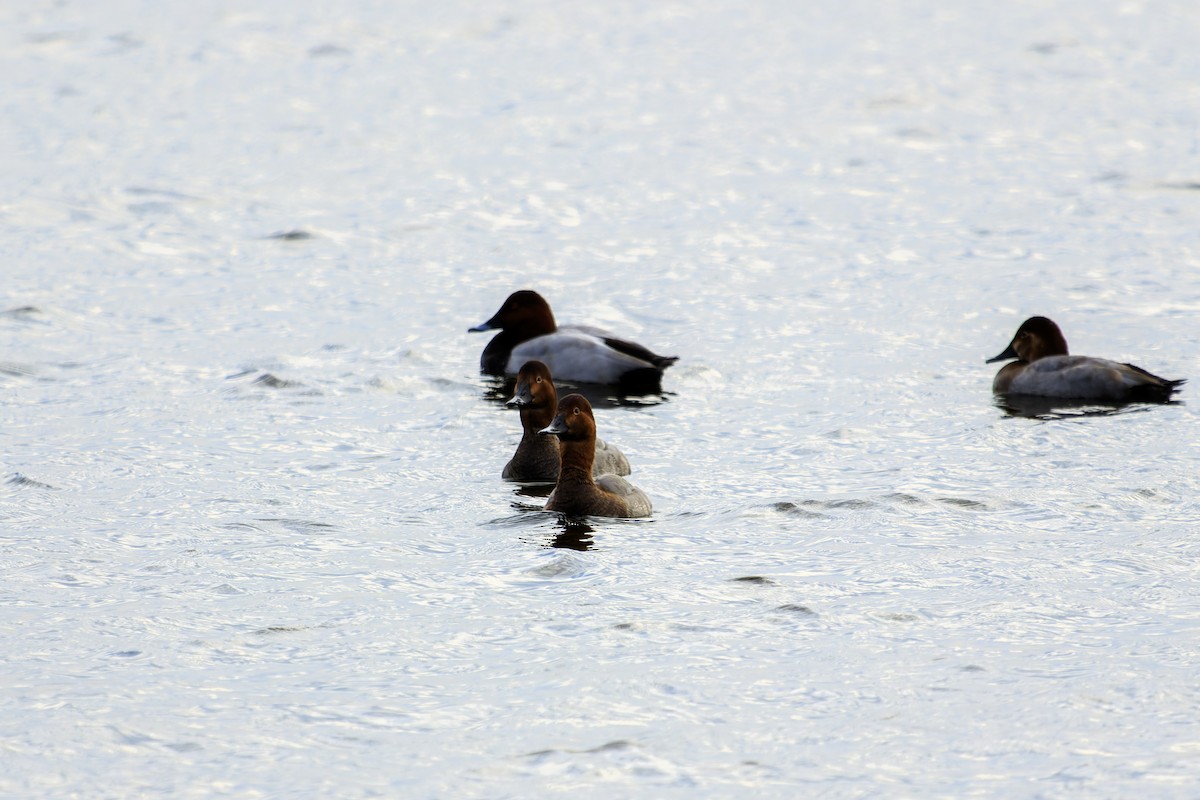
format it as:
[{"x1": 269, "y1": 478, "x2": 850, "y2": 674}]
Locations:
[
  {"x1": 509, "y1": 485, "x2": 594, "y2": 549},
  {"x1": 550, "y1": 518, "x2": 595, "y2": 551},
  {"x1": 480, "y1": 375, "x2": 516, "y2": 405},
  {"x1": 479, "y1": 375, "x2": 670, "y2": 409},
  {"x1": 994, "y1": 394, "x2": 1167, "y2": 420},
  {"x1": 513, "y1": 482, "x2": 555, "y2": 499},
  {"x1": 504, "y1": 500, "x2": 594, "y2": 549}
]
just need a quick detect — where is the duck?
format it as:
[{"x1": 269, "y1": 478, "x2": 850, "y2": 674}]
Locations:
[
  {"x1": 986, "y1": 316, "x2": 1184, "y2": 402},
  {"x1": 503, "y1": 360, "x2": 632, "y2": 481},
  {"x1": 469, "y1": 290, "x2": 677, "y2": 392},
  {"x1": 538, "y1": 393, "x2": 652, "y2": 518}
]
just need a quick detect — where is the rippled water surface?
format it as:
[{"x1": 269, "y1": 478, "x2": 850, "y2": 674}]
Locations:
[{"x1": 5, "y1": 0, "x2": 1200, "y2": 796}]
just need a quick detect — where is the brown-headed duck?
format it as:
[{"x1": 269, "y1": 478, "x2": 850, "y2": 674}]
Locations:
[
  {"x1": 503, "y1": 360, "x2": 631, "y2": 481},
  {"x1": 987, "y1": 316, "x2": 1184, "y2": 402},
  {"x1": 538, "y1": 393, "x2": 652, "y2": 518},
  {"x1": 469, "y1": 290, "x2": 677, "y2": 392}
]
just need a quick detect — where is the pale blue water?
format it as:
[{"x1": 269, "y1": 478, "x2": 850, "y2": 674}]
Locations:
[{"x1": 4, "y1": 0, "x2": 1200, "y2": 797}]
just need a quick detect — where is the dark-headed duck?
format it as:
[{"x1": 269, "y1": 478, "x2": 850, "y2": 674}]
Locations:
[
  {"x1": 538, "y1": 393, "x2": 652, "y2": 518},
  {"x1": 469, "y1": 290, "x2": 677, "y2": 392},
  {"x1": 503, "y1": 360, "x2": 631, "y2": 481},
  {"x1": 986, "y1": 316, "x2": 1184, "y2": 402}
]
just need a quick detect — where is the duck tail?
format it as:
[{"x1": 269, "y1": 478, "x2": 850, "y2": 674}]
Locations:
[
  {"x1": 1125, "y1": 370, "x2": 1185, "y2": 403},
  {"x1": 651, "y1": 354, "x2": 679, "y2": 369},
  {"x1": 617, "y1": 367, "x2": 667, "y2": 396}
]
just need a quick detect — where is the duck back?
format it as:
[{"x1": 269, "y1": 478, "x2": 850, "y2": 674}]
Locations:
[{"x1": 1007, "y1": 355, "x2": 1183, "y2": 401}]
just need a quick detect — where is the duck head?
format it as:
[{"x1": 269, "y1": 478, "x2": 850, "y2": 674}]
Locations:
[
  {"x1": 987, "y1": 316, "x2": 1069, "y2": 363},
  {"x1": 469, "y1": 290, "x2": 557, "y2": 335},
  {"x1": 538, "y1": 393, "x2": 595, "y2": 443},
  {"x1": 506, "y1": 360, "x2": 556, "y2": 409}
]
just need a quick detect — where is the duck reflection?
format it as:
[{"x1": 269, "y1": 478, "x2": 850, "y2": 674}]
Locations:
[
  {"x1": 506, "y1": 497, "x2": 595, "y2": 549},
  {"x1": 512, "y1": 482, "x2": 555, "y2": 500},
  {"x1": 995, "y1": 394, "x2": 1170, "y2": 419},
  {"x1": 479, "y1": 374, "x2": 669, "y2": 409},
  {"x1": 550, "y1": 518, "x2": 595, "y2": 551}
]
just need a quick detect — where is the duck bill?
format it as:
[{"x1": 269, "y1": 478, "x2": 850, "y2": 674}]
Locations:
[
  {"x1": 538, "y1": 416, "x2": 568, "y2": 436},
  {"x1": 506, "y1": 385, "x2": 533, "y2": 408},
  {"x1": 986, "y1": 342, "x2": 1018, "y2": 364},
  {"x1": 468, "y1": 311, "x2": 503, "y2": 334},
  {"x1": 467, "y1": 320, "x2": 496, "y2": 333}
]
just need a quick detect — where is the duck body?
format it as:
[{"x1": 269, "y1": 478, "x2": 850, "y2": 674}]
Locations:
[
  {"x1": 503, "y1": 360, "x2": 631, "y2": 482},
  {"x1": 988, "y1": 316, "x2": 1183, "y2": 402},
  {"x1": 470, "y1": 290, "x2": 677, "y2": 391},
  {"x1": 538, "y1": 393, "x2": 651, "y2": 519},
  {"x1": 546, "y1": 471, "x2": 652, "y2": 519}
]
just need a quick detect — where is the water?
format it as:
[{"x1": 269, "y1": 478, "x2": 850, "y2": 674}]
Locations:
[{"x1": 4, "y1": 0, "x2": 1200, "y2": 796}]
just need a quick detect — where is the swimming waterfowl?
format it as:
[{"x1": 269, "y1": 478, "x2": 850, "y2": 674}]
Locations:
[
  {"x1": 469, "y1": 290, "x2": 677, "y2": 392},
  {"x1": 986, "y1": 316, "x2": 1184, "y2": 402},
  {"x1": 538, "y1": 393, "x2": 652, "y2": 518},
  {"x1": 503, "y1": 360, "x2": 631, "y2": 481}
]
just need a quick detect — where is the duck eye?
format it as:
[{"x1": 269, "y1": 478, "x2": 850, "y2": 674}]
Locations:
[
  {"x1": 573, "y1": 406, "x2": 580, "y2": 415},
  {"x1": 535, "y1": 376, "x2": 542, "y2": 383}
]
